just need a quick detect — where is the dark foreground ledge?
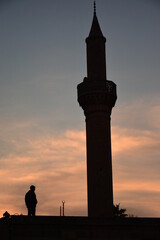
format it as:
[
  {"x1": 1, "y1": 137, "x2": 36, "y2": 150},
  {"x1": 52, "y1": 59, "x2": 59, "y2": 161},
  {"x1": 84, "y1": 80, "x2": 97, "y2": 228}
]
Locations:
[{"x1": 0, "y1": 216, "x2": 160, "y2": 240}]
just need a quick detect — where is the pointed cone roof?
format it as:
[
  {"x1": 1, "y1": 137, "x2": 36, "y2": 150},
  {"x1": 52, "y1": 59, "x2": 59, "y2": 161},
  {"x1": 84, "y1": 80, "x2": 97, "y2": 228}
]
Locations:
[
  {"x1": 86, "y1": 2, "x2": 106, "y2": 42},
  {"x1": 88, "y1": 13, "x2": 104, "y2": 38}
]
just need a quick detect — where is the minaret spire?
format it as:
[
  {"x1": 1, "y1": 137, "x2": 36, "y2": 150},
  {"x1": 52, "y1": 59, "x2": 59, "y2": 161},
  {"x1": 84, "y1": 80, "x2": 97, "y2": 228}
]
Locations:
[
  {"x1": 86, "y1": 5, "x2": 106, "y2": 81},
  {"x1": 94, "y1": 1, "x2": 96, "y2": 16}
]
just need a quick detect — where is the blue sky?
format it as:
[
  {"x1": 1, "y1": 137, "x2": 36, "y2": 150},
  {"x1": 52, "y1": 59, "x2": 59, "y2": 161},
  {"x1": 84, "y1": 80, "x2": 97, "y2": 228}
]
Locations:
[{"x1": 0, "y1": 0, "x2": 160, "y2": 217}]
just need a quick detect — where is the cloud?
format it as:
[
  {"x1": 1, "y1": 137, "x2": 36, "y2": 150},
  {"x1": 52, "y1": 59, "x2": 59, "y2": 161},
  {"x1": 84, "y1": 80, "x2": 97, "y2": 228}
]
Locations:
[
  {"x1": 111, "y1": 97, "x2": 160, "y2": 217},
  {"x1": 0, "y1": 98, "x2": 160, "y2": 217},
  {"x1": 0, "y1": 129, "x2": 87, "y2": 217},
  {"x1": 112, "y1": 127, "x2": 160, "y2": 216}
]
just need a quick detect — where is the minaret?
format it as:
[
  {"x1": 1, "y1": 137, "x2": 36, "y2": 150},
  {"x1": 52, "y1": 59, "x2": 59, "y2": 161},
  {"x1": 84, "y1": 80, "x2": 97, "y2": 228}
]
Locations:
[{"x1": 77, "y1": 3, "x2": 117, "y2": 218}]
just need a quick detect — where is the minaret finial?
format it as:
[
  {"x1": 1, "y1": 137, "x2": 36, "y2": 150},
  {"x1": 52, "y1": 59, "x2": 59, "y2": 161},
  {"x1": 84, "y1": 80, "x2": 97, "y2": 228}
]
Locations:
[{"x1": 94, "y1": 1, "x2": 96, "y2": 16}]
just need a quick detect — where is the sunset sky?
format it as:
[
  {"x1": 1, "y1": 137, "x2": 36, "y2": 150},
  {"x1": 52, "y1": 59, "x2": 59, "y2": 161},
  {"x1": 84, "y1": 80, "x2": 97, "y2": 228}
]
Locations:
[{"x1": 0, "y1": 0, "x2": 160, "y2": 217}]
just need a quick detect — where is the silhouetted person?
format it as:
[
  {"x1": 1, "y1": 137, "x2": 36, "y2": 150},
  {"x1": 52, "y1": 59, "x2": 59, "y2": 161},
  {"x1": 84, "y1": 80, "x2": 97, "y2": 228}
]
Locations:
[{"x1": 25, "y1": 185, "x2": 38, "y2": 216}]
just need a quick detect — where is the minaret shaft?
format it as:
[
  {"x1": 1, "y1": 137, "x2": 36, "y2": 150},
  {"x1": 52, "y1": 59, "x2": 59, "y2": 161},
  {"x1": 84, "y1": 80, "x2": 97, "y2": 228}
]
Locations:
[{"x1": 86, "y1": 112, "x2": 113, "y2": 217}]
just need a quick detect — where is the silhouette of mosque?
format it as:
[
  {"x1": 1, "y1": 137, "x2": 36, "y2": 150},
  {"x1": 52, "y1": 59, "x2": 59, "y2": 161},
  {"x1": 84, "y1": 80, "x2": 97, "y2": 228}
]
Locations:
[{"x1": 0, "y1": 2, "x2": 160, "y2": 240}]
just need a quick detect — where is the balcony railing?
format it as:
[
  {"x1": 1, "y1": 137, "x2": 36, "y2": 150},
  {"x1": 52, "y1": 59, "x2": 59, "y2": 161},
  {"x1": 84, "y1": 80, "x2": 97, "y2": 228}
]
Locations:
[{"x1": 77, "y1": 79, "x2": 117, "y2": 97}]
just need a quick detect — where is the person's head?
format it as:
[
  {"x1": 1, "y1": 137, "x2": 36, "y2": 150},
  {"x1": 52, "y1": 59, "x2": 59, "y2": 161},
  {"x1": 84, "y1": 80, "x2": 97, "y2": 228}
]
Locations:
[{"x1": 30, "y1": 185, "x2": 35, "y2": 191}]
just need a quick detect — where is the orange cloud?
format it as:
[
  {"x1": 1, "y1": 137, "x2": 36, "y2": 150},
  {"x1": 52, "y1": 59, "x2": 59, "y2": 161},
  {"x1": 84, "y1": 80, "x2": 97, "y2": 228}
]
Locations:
[
  {"x1": 0, "y1": 129, "x2": 87, "y2": 217},
  {"x1": 0, "y1": 98, "x2": 160, "y2": 217}
]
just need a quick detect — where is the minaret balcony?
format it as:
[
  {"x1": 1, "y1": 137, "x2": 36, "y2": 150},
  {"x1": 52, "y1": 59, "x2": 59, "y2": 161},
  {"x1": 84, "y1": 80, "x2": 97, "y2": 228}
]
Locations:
[{"x1": 77, "y1": 78, "x2": 117, "y2": 109}]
